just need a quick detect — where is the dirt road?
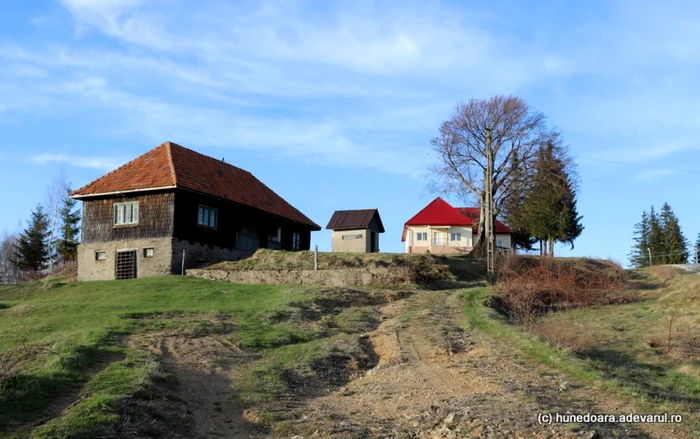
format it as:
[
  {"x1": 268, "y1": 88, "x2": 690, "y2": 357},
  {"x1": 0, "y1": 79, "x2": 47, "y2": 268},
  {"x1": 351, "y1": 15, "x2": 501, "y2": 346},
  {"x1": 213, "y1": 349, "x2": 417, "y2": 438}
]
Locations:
[{"x1": 131, "y1": 291, "x2": 693, "y2": 439}]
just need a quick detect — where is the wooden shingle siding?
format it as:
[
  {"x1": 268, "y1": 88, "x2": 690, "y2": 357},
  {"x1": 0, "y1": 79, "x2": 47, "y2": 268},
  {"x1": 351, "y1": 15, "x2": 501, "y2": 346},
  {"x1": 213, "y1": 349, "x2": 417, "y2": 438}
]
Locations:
[{"x1": 81, "y1": 192, "x2": 175, "y2": 243}]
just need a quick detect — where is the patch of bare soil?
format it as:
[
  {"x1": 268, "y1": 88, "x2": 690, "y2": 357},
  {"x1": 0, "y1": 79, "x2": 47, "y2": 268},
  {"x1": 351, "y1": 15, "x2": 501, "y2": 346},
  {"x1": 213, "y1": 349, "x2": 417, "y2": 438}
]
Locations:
[
  {"x1": 126, "y1": 333, "x2": 262, "y2": 439},
  {"x1": 295, "y1": 292, "x2": 692, "y2": 439}
]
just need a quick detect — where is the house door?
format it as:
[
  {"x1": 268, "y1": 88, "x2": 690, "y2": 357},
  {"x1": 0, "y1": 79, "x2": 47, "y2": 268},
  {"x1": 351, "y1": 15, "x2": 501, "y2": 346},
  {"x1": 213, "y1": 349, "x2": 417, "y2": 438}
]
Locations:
[
  {"x1": 115, "y1": 250, "x2": 137, "y2": 280},
  {"x1": 370, "y1": 231, "x2": 378, "y2": 252}
]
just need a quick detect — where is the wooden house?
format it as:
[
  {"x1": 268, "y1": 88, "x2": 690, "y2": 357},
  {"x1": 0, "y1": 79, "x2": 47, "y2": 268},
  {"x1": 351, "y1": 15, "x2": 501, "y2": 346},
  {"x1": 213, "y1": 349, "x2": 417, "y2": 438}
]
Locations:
[
  {"x1": 71, "y1": 142, "x2": 321, "y2": 281},
  {"x1": 326, "y1": 209, "x2": 384, "y2": 253}
]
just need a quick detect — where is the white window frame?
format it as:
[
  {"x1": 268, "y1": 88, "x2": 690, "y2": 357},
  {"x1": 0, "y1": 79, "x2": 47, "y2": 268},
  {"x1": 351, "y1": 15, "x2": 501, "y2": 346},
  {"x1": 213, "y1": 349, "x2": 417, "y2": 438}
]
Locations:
[
  {"x1": 95, "y1": 250, "x2": 107, "y2": 261},
  {"x1": 292, "y1": 232, "x2": 300, "y2": 250},
  {"x1": 114, "y1": 201, "x2": 139, "y2": 225},
  {"x1": 416, "y1": 232, "x2": 427, "y2": 241},
  {"x1": 450, "y1": 232, "x2": 461, "y2": 241},
  {"x1": 143, "y1": 247, "x2": 154, "y2": 258},
  {"x1": 198, "y1": 205, "x2": 218, "y2": 229}
]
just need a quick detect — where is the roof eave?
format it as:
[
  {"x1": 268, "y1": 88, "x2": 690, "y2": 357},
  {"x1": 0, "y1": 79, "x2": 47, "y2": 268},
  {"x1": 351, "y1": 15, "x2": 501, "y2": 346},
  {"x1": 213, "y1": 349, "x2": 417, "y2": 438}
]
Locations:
[{"x1": 70, "y1": 185, "x2": 178, "y2": 199}]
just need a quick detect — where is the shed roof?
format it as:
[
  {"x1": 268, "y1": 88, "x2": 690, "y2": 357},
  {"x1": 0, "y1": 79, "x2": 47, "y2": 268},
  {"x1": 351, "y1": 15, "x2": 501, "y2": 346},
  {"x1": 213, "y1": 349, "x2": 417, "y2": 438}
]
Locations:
[
  {"x1": 71, "y1": 141, "x2": 321, "y2": 230},
  {"x1": 326, "y1": 209, "x2": 384, "y2": 233}
]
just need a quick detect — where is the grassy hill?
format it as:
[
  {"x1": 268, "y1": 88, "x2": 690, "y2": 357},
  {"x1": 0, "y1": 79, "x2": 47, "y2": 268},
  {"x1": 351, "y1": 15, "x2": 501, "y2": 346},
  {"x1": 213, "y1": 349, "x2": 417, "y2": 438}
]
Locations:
[
  {"x1": 0, "y1": 257, "x2": 698, "y2": 438},
  {"x1": 0, "y1": 276, "x2": 395, "y2": 438}
]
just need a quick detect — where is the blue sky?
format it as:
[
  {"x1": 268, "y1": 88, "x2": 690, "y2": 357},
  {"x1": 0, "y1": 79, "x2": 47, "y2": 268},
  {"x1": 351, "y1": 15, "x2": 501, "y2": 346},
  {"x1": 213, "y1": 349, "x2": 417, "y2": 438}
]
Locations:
[{"x1": 2, "y1": 0, "x2": 700, "y2": 265}]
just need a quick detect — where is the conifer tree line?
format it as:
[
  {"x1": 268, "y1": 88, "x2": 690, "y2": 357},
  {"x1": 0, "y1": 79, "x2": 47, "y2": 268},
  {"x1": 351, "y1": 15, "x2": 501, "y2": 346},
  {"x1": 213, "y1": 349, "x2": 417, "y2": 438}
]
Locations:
[
  {"x1": 504, "y1": 139, "x2": 583, "y2": 256},
  {"x1": 0, "y1": 181, "x2": 81, "y2": 283},
  {"x1": 629, "y1": 203, "x2": 691, "y2": 267}
]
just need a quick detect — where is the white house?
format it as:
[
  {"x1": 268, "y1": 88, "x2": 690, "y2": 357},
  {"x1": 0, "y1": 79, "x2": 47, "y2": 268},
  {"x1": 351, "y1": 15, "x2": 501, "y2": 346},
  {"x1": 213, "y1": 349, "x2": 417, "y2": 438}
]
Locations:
[{"x1": 401, "y1": 197, "x2": 513, "y2": 254}]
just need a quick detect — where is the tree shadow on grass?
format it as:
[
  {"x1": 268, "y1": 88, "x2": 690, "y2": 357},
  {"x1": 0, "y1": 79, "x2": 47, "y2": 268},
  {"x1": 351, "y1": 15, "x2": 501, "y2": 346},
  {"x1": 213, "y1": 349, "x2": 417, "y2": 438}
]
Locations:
[
  {"x1": 0, "y1": 345, "x2": 125, "y2": 434},
  {"x1": 586, "y1": 347, "x2": 700, "y2": 409}
]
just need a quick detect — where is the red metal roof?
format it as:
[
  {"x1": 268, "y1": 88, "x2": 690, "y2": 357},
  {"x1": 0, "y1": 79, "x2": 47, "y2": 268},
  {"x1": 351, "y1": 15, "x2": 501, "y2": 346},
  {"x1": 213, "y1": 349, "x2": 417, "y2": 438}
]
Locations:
[
  {"x1": 72, "y1": 142, "x2": 321, "y2": 230},
  {"x1": 326, "y1": 209, "x2": 384, "y2": 232},
  {"x1": 401, "y1": 197, "x2": 512, "y2": 241}
]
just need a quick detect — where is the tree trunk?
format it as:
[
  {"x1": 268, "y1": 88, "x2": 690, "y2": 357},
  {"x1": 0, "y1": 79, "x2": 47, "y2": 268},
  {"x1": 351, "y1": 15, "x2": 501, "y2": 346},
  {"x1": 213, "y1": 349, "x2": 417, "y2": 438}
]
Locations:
[{"x1": 548, "y1": 236, "x2": 555, "y2": 257}]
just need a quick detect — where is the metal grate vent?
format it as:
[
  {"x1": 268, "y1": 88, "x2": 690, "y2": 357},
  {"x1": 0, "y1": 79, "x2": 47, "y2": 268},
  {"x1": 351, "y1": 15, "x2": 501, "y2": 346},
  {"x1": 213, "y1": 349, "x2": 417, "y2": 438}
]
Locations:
[{"x1": 115, "y1": 250, "x2": 137, "y2": 280}]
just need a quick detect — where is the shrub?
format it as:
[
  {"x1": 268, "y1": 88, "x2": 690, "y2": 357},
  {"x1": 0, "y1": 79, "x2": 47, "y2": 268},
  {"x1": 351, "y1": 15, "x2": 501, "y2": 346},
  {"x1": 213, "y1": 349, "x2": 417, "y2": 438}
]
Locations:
[
  {"x1": 527, "y1": 319, "x2": 599, "y2": 354},
  {"x1": 495, "y1": 257, "x2": 631, "y2": 322}
]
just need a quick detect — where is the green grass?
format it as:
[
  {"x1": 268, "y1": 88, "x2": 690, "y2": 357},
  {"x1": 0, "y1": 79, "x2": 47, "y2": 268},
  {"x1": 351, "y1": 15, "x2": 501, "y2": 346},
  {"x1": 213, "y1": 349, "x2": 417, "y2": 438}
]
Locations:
[
  {"x1": 461, "y1": 283, "x2": 700, "y2": 434},
  {"x1": 0, "y1": 275, "x2": 323, "y2": 438}
]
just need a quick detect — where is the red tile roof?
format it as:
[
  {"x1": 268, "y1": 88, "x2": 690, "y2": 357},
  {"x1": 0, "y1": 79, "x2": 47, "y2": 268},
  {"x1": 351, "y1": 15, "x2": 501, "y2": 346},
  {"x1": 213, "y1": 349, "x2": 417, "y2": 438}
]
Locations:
[
  {"x1": 401, "y1": 197, "x2": 512, "y2": 241},
  {"x1": 326, "y1": 209, "x2": 384, "y2": 232},
  {"x1": 72, "y1": 142, "x2": 321, "y2": 229}
]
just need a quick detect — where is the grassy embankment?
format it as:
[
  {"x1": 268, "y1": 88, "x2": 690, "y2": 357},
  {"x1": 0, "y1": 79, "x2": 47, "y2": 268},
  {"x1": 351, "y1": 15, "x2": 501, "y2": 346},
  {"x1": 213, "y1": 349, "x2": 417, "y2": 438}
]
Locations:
[
  {"x1": 461, "y1": 264, "x2": 699, "y2": 434},
  {"x1": 0, "y1": 276, "x2": 386, "y2": 438}
]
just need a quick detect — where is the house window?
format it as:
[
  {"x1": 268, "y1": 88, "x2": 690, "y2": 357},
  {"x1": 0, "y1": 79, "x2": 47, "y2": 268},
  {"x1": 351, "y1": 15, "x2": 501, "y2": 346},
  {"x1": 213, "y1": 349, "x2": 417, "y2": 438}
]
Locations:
[
  {"x1": 114, "y1": 202, "x2": 139, "y2": 225},
  {"x1": 143, "y1": 247, "x2": 154, "y2": 258},
  {"x1": 416, "y1": 232, "x2": 427, "y2": 241},
  {"x1": 198, "y1": 205, "x2": 218, "y2": 229},
  {"x1": 497, "y1": 239, "x2": 504, "y2": 248},
  {"x1": 450, "y1": 233, "x2": 461, "y2": 241},
  {"x1": 95, "y1": 250, "x2": 107, "y2": 261},
  {"x1": 292, "y1": 232, "x2": 300, "y2": 250}
]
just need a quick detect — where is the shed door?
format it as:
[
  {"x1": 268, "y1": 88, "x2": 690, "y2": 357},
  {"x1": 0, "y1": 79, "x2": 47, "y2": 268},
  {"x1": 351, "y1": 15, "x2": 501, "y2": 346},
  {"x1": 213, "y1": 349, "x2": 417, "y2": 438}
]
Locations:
[{"x1": 115, "y1": 250, "x2": 137, "y2": 280}]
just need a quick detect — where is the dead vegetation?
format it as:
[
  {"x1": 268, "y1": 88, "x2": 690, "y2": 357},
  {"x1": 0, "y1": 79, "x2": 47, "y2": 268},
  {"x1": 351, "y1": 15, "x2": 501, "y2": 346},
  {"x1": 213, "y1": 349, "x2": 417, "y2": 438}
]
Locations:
[{"x1": 495, "y1": 256, "x2": 632, "y2": 322}]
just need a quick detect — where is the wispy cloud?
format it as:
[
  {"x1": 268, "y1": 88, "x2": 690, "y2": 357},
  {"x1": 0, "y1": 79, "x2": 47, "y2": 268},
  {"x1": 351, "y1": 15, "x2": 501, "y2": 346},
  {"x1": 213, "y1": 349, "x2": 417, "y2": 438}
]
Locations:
[
  {"x1": 634, "y1": 168, "x2": 677, "y2": 181},
  {"x1": 31, "y1": 153, "x2": 124, "y2": 171}
]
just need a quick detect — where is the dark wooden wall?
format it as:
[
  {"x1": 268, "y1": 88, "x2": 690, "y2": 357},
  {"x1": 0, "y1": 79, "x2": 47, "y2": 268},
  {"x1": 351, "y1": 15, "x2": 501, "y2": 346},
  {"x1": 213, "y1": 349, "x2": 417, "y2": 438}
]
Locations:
[
  {"x1": 173, "y1": 189, "x2": 314, "y2": 251},
  {"x1": 79, "y1": 188, "x2": 314, "y2": 250},
  {"x1": 81, "y1": 192, "x2": 175, "y2": 243}
]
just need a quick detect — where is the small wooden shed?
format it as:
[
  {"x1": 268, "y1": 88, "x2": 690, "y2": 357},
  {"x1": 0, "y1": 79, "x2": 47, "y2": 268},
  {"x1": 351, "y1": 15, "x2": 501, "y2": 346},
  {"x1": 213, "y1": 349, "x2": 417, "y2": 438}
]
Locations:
[{"x1": 326, "y1": 209, "x2": 384, "y2": 253}]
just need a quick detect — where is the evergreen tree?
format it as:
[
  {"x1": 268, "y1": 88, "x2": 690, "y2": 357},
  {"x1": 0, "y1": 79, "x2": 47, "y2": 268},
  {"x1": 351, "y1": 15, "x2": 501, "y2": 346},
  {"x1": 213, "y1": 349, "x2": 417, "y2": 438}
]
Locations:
[
  {"x1": 647, "y1": 207, "x2": 663, "y2": 265},
  {"x1": 695, "y1": 233, "x2": 700, "y2": 264},
  {"x1": 659, "y1": 203, "x2": 688, "y2": 264},
  {"x1": 14, "y1": 205, "x2": 51, "y2": 273},
  {"x1": 520, "y1": 142, "x2": 583, "y2": 256},
  {"x1": 629, "y1": 211, "x2": 650, "y2": 268},
  {"x1": 56, "y1": 189, "x2": 81, "y2": 263}
]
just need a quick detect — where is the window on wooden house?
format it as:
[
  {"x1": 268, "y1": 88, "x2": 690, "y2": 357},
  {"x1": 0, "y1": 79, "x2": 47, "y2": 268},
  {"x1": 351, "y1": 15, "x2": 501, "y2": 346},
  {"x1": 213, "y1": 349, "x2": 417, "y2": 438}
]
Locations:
[
  {"x1": 114, "y1": 201, "x2": 139, "y2": 225},
  {"x1": 292, "y1": 232, "x2": 300, "y2": 250},
  {"x1": 416, "y1": 232, "x2": 427, "y2": 241},
  {"x1": 450, "y1": 233, "x2": 461, "y2": 241},
  {"x1": 198, "y1": 205, "x2": 218, "y2": 229}
]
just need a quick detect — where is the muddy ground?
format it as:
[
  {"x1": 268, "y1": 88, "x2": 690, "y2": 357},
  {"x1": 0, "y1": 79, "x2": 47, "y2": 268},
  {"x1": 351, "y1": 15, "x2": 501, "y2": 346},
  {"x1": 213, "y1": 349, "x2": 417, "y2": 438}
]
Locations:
[{"x1": 125, "y1": 291, "x2": 694, "y2": 439}]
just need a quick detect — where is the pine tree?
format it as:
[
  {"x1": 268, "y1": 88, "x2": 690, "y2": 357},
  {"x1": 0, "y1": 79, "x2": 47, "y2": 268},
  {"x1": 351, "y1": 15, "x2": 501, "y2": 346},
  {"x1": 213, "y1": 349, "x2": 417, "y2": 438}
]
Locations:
[
  {"x1": 520, "y1": 142, "x2": 583, "y2": 256},
  {"x1": 647, "y1": 207, "x2": 663, "y2": 265},
  {"x1": 694, "y1": 233, "x2": 700, "y2": 264},
  {"x1": 659, "y1": 203, "x2": 688, "y2": 264},
  {"x1": 56, "y1": 189, "x2": 81, "y2": 263},
  {"x1": 629, "y1": 211, "x2": 650, "y2": 268},
  {"x1": 14, "y1": 205, "x2": 51, "y2": 273}
]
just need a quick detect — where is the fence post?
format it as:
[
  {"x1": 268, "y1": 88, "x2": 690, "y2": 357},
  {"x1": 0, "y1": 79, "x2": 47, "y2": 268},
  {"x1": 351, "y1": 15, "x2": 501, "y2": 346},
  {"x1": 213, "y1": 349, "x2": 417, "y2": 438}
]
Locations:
[
  {"x1": 181, "y1": 249, "x2": 186, "y2": 276},
  {"x1": 314, "y1": 245, "x2": 319, "y2": 271}
]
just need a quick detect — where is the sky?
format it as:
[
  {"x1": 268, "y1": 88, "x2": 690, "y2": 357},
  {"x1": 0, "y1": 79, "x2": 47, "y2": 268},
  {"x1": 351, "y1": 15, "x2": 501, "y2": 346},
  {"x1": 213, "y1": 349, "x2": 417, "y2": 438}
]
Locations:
[{"x1": 2, "y1": 0, "x2": 700, "y2": 266}]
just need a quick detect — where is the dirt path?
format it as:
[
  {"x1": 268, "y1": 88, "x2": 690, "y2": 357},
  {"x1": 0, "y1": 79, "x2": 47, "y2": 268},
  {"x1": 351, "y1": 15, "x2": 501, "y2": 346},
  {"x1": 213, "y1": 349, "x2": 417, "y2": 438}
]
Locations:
[
  {"x1": 124, "y1": 291, "x2": 694, "y2": 438},
  {"x1": 128, "y1": 333, "x2": 261, "y2": 438},
  {"x1": 300, "y1": 291, "x2": 691, "y2": 439}
]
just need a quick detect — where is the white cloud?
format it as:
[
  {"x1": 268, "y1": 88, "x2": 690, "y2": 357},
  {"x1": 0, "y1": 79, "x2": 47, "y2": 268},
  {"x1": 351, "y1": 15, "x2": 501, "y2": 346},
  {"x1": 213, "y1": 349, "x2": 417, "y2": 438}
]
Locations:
[
  {"x1": 31, "y1": 153, "x2": 124, "y2": 170},
  {"x1": 635, "y1": 168, "x2": 677, "y2": 181}
]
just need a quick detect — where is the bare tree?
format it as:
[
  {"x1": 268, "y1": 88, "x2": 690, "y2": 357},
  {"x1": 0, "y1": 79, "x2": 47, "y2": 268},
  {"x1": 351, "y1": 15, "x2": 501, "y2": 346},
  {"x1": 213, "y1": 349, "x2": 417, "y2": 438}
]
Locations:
[
  {"x1": 45, "y1": 172, "x2": 70, "y2": 272},
  {"x1": 0, "y1": 230, "x2": 20, "y2": 284},
  {"x1": 428, "y1": 95, "x2": 559, "y2": 254}
]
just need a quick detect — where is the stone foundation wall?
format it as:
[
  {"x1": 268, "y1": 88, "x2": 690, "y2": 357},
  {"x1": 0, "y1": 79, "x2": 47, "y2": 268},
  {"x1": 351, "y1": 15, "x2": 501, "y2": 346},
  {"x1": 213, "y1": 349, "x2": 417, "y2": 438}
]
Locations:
[
  {"x1": 172, "y1": 239, "x2": 250, "y2": 274},
  {"x1": 77, "y1": 238, "x2": 173, "y2": 281},
  {"x1": 186, "y1": 267, "x2": 411, "y2": 287}
]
